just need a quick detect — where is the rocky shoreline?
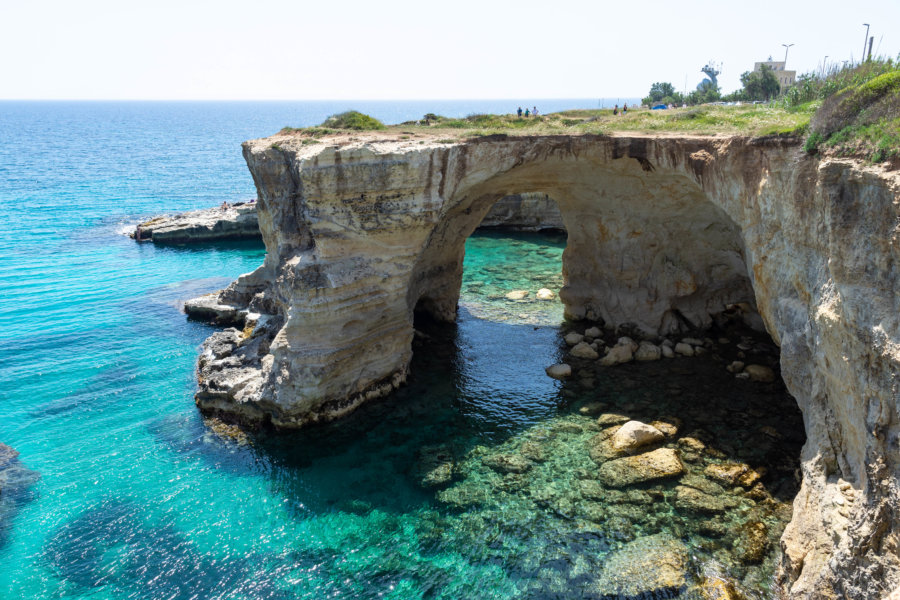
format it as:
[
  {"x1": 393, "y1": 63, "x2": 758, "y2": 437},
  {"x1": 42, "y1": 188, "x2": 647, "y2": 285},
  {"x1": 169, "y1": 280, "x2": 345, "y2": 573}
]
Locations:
[{"x1": 132, "y1": 201, "x2": 260, "y2": 244}]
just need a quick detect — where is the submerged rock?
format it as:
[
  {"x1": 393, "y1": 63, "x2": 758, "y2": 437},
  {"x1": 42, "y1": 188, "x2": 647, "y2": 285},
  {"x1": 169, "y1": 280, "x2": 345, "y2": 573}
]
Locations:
[
  {"x1": 596, "y1": 413, "x2": 630, "y2": 427},
  {"x1": 505, "y1": 290, "x2": 529, "y2": 300},
  {"x1": 536, "y1": 288, "x2": 555, "y2": 300},
  {"x1": 733, "y1": 520, "x2": 769, "y2": 564},
  {"x1": 593, "y1": 533, "x2": 690, "y2": 598},
  {"x1": 675, "y1": 485, "x2": 738, "y2": 514},
  {"x1": 413, "y1": 444, "x2": 455, "y2": 488},
  {"x1": 482, "y1": 453, "x2": 531, "y2": 474},
  {"x1": 597, "y1": 448, "x2": 685, "y2": 487}
]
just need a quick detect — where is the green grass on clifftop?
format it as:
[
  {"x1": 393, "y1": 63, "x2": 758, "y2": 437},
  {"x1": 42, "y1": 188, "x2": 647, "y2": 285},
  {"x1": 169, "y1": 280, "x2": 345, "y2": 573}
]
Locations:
[
  {"x1": 796, "y1": 57, "x2": 900, "y2": 164},
  {"x1": 277, "y1": 105, "x2": 813, "y2": 141}
]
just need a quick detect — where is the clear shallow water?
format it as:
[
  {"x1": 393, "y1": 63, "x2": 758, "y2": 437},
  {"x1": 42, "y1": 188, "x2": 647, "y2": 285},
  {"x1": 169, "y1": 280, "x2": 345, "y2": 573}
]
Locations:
[{"x1": 0, "y1": 102, "x2": 801, "y2": 599}]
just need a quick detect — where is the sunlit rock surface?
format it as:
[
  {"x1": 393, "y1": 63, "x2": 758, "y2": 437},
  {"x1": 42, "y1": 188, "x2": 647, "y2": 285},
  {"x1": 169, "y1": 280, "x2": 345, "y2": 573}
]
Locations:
[
  {"x1": 134, "y1": 202, "x2": 259, "y2": 243},
  {"x1": 187, "y1": 131, "x2": 900, "y2": 598}
]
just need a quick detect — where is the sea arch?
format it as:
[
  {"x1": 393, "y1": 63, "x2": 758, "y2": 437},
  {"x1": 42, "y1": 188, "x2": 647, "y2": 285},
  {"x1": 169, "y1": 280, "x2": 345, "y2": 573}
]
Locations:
[{"x1": 189, "y1": 132, "x2": 900, "y2": 598}]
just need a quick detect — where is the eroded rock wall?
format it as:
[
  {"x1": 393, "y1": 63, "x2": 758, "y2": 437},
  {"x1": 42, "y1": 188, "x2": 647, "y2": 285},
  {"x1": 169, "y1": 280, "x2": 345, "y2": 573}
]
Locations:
[
  {"x1": 479, "y1": 192, "x2": 565, "y2": 231},
  {"x1": 188, "y1": 132, "x2": 900, "y2": 598}
]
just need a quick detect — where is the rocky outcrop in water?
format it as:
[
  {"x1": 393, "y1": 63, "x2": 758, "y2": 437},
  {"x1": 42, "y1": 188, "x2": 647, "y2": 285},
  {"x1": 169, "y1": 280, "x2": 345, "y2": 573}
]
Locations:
[
  {"x1": 0, "y1": 443, "x2": 40, "y2": 549},
  {"x1": 187, "y1": 131, "x2": 900, "y2": 598},
  {"x1": 133, "y1": 202, "x2": 259, "y2": 244}
]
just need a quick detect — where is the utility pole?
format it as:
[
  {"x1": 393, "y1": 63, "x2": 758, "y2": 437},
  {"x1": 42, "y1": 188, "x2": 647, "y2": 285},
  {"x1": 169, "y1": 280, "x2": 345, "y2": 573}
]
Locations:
[
  {"x1": 823, "y1": 56, "x2": 829, "y2": 75},
  {"x1": 868, "y1": 36, "x2": 874, "y2": 62},
  {"x1": 862, "y1": 23, "x2": 870, "y2": 63},
  {"x1": 782, "y1": 43, "x2": 794, "y2": 66}
]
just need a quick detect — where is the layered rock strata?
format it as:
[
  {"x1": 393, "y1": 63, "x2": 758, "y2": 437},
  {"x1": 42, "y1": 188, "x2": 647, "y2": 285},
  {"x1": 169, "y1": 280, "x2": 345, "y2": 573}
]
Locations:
[
  {"x1": 133, "y1": 202, "x2": 259, "y2": 243},
  {"x1": 187, "y1": 131, "x2": 900, "y2": 598},
  {"x1": 137, "y1": 194, "x2": 560, "y2": 245},
  {"x1": 478, "y1": 192, "x2": 565, "y2": 231}
]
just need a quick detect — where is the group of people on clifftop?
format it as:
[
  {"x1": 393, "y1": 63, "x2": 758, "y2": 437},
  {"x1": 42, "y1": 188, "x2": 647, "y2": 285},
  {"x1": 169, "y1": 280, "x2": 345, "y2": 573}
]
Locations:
[{"x1": 517, "y1": 106, "x2": 539, "y2": 118}]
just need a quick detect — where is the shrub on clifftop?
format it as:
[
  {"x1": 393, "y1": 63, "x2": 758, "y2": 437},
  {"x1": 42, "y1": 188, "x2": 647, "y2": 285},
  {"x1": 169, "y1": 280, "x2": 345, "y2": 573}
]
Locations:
[{"x1": 320, "y1": 111, "x2": 386, "y2": 131}]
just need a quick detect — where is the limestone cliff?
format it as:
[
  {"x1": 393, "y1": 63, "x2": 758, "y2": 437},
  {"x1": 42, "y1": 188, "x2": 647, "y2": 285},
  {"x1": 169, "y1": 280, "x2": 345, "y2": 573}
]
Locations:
[{"x1": 186, "y1": 132, "x2": 900, "y2": 599}]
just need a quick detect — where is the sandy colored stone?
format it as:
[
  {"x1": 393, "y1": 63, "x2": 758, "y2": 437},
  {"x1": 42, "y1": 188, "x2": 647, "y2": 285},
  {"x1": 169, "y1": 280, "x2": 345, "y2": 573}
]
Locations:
[
  {"x1": 545, "y1": 363, "x2": 572, "y2": 379},
  {"x1": 505, "y1": 290, "x2": 529, "y2": 300},
  {"x1": 597, "y1": 413, "x2": 630, "y2": 426},
  {"x1": 743, "y1": 364, "x2": 776, "y2": 382},
  {"x1": 536, "y1": 288, "x2": 555, "y2": 300},
  {"x1": 611, "y1": 420, "x2": 665, "y2": 451},
  {"x1": 599, "y1": 343, "x2": 633, "y2": 366},
  {"x1": 674, "y1": 342, "x2": 695, "y2": 356},
  {"x1": 597, "y1": 448, "x2": 685, "y2": 487},
  {"x1": 584, "y1": 326, "x2": 602, "y2": 339},
  {"x1": 564, "y1": 332, "x2": 584, "y2": 346},
  {"x1": 705, "y1": 463, "x2": 751, "y2": 487},
  {"x1": 569, "y1": 341, "x2": 599, "y2": 360}
]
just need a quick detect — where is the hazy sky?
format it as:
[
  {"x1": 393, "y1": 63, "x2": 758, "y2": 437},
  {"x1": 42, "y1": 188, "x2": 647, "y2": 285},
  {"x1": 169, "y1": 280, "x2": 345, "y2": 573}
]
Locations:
[{"x1": 2, "y1": 0, "x2": 898, "y2": 100}]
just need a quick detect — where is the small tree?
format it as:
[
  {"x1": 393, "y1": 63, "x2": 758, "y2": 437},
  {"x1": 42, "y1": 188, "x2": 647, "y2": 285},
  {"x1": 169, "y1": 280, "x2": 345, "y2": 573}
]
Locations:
[
  {"x1": 739, "y1": 65, "x2": 782, "y2": 101},
  {"x1": 642, "y1": 82, "x2": 682, "y2": 106}
]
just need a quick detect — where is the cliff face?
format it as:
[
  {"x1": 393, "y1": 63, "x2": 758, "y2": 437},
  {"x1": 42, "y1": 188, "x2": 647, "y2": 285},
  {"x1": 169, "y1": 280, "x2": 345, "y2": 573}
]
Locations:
[
  {"x1": 479, "y1": 192, "x2": 565, "y2": 231},
  {"x1": 188, "y1": 132, "x2": 900, "y2": 598}
]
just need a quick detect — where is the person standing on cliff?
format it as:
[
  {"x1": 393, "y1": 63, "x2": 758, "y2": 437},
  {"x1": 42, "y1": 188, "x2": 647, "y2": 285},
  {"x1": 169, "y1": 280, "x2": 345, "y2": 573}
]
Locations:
[
  {"x1": 623, "y1": 103, "x2": 628, "y2": 114},
  {"x1": 533, "y1": 106, "x2": 539, "y2": 116},
  {"x1": 517, "y1": 107, "x2": 523, "y2": 118},
  {"x1": 613, "y1": 104, "x2": 619, "y2": 115},
  {"x1": 525, "y1": 108, "x2": 530, "y2": 117}
]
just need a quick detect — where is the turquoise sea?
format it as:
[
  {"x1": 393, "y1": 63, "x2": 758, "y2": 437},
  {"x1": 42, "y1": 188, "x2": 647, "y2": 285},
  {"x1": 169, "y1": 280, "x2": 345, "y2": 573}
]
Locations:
[{"x1": 0, "y1": 101, "x2": 802, "y2": 599}]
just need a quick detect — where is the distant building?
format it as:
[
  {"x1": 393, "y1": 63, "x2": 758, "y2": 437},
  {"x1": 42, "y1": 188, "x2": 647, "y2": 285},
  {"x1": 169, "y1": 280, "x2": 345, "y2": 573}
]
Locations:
[{"x1": 754, "y1": 57, "x2": 796, "y2": 87}]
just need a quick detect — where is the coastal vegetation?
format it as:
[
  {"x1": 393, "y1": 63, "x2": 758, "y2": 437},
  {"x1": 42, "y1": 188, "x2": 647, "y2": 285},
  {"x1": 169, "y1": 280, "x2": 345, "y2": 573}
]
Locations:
[
  {"x1": 320, "y1": 110, "x2": 386, "y2": 130},
  {"x1": 795, "y1": 58, "x2": 900, "y2": 164},
  {"x1": 271, "y1": 57, "x2": 898, "y2": 166},
  {"x1": 277, "y1": 105, "x2": 812, "y2": 139}
]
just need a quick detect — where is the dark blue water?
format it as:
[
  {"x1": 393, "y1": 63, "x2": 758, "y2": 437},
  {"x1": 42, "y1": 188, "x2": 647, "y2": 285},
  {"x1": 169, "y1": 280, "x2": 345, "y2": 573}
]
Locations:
[{"x1": 0, "y1": 101, "x2": 799, "y2": 599}]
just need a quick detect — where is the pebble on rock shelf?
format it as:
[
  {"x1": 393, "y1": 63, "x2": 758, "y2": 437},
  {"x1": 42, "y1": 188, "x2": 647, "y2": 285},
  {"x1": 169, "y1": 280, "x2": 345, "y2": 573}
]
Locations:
[{"x1": 536, "y1": 288, "x2": 555, "y2": 300}]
